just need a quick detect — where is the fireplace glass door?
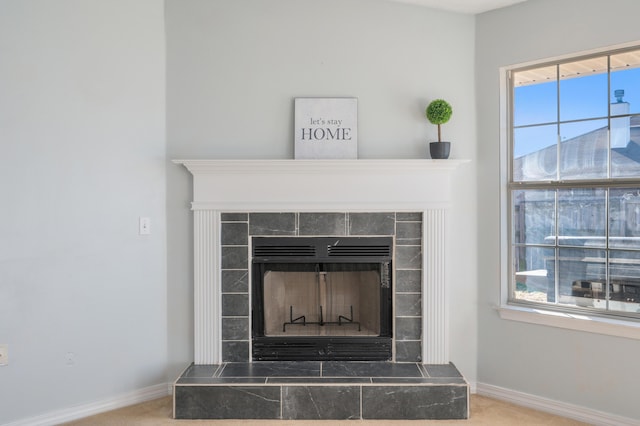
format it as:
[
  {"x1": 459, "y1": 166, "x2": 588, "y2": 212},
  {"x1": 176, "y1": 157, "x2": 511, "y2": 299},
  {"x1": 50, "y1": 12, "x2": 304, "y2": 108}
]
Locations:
[
  {"x1": 263, "y1": 264, "x2": 381, "y2": 337},
  {"x1": 252, "y1": 237, "x2": 393, "y2": 361}
]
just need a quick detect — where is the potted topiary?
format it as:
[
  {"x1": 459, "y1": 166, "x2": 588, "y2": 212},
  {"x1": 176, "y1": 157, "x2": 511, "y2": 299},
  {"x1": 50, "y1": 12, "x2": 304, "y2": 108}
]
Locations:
[{"x1": 425, "y1": 99, "x2": 453, "y2": 159}]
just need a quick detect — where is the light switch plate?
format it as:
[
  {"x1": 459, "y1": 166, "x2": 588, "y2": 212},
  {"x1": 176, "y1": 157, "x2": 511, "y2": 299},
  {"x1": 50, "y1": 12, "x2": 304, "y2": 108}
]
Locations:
[{"x1": 139, "y1": 217, "x2": 151, "y2": 235}]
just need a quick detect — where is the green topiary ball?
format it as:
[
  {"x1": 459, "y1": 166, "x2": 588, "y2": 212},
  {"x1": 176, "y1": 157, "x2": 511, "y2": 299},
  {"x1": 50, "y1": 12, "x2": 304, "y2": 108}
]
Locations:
[{"x1": 425, "y1": 99, "x2": 453, "y2": 125}]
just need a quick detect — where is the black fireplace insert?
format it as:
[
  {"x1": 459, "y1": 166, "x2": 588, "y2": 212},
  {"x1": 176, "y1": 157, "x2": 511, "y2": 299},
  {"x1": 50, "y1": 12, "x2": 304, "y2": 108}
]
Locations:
[{"x1": 251, "y1": 236, "x2": 393, "y2": 361}]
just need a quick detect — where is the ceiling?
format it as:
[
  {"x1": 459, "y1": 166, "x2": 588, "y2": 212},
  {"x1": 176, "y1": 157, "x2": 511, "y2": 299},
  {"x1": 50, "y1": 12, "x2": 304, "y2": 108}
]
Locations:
[{"x1": 387, "y1": 0, "x2": 528, "y2": 14}]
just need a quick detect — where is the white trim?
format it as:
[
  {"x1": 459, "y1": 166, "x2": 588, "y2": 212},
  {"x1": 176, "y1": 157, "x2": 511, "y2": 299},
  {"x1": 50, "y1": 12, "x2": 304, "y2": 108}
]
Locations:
[
  {"x1": 193, "y1": 209, "x2": 222, "y2": 364},
  {"x1": 497, "y1": 305, "x2": 640, "y2": 340},
  {"x1": 191, "y1": 201, "x2": 452, "y2": 212},
  {"x1": 476, "y1": 382, "x2": 639, "y2": 426},
  {"x1": 498, "y1": 64, "x2": 510, "y2": 308},
  {"x1": 4, "y1": 383, "x2": 169, "y2": 426},
  {"x1": 172, "y1": 158, "x2": 470, "y2": 174},
  {"x1": 422, "y1": 208, "x2": 450, "y2": 364}
]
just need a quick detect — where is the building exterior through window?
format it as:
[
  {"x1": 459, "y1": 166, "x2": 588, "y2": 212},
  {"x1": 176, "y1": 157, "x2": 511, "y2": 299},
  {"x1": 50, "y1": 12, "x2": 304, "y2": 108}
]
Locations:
[{"x1": 507, "y1": 46, "x2": 640, "y2": 318}]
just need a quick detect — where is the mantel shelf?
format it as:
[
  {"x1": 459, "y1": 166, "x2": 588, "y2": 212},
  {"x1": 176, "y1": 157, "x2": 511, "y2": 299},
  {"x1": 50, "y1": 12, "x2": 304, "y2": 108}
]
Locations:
[{"x1": 173, "y1": 159, "x2": 470, "y2": 174}]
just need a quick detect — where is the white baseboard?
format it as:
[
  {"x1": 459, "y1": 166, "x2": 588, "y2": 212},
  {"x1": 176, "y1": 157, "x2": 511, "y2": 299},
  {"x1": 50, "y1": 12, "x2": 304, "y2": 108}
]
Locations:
[
  {"x1": 476, "y1": 382, "x2": 638, "y2": 426},
  {"x1": 4, "y1": 383, "x2": 170, "y2": 426}
]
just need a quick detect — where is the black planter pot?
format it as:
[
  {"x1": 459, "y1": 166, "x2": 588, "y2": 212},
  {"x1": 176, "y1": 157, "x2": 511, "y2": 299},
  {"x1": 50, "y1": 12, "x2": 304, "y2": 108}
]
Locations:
[{"x1": 429, "y1": 141, "x2": 451, "y2": 159}]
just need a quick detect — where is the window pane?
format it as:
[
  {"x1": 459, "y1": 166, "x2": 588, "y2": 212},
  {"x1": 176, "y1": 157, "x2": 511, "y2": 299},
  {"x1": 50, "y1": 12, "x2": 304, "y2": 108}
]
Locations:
[
  {"x1": 609, "y1": 188, "x2": 640, "y2": 249},
  {"x1": 559, "y1": 119, "x2": 608, "y2": 179},
  {"x1": 508, "y1": 47, "x2": 640, "y2": 319},
  {"x1": 560, "y1": 57, "x2": 608, "y2": 121},
  {"x1": 609, "y1": 250, "x2": 640, "y2": 313},
  {"x1": 513, "y1": 65, "x2": 557, "y2": 126},
  {"x1": 512, "y1": 189, "x2": 555, "y2": 245},
  {"x1": 513, "y1": 124, "x2": 557, "y2": 181},
  {"x1": 555, "y1": 248, "x2": 606, "y2": 308},
  {"x1": 611, "y1": 116, "x2": 640, "y2": 178},
  {"x1": 557, "y1": 188, "x2": 606, "y2": 247},
  {"x1": 512, "y1": 246, "x2": 554, "y2": 303},
  {"x1": 610, "y1": 49, "x2": 640, "y2": 115}
]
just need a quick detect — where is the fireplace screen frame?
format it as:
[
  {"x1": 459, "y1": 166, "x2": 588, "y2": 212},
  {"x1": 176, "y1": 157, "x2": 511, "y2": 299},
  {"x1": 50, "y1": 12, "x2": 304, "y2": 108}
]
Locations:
[{"x1": 251, "y1": 236, "x2": 393, "y2": 361}]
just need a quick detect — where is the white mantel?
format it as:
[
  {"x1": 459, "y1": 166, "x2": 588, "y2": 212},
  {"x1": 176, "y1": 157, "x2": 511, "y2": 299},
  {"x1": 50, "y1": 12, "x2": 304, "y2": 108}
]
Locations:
[{"x1": 174, "y1": 159, "x2": 468, "y2": 365}]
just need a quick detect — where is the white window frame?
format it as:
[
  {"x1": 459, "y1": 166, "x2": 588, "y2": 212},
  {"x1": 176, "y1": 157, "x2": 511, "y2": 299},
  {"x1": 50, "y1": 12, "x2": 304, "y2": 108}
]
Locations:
[{"x1": 498, "y1": 41, "x2": 640, "y2": 339}]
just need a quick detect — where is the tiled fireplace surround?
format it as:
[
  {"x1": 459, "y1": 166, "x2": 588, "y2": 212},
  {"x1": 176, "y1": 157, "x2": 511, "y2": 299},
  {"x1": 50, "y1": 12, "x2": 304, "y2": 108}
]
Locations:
[
  {"x1": 221, "y1": 211, "x2": 422, "y2": 361},
  {"x1": 173, "y1": 159, "x2": 469, "y2": 420}
]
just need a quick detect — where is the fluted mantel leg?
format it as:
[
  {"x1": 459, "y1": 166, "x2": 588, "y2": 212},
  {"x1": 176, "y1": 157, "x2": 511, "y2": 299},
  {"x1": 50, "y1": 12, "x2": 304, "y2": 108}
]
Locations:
[
  {"x1": 193, "y1": 209, "x2": 221, "y2": 364},
  {"x1": 422, "y1": 208, "x2": 449, "y2": 364}
]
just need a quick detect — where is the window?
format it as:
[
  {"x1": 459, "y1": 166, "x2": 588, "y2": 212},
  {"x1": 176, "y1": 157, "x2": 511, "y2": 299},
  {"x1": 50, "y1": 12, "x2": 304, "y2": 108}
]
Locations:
[{"x1": 507, "y1": 46, "x2": 640, "y2": 319}]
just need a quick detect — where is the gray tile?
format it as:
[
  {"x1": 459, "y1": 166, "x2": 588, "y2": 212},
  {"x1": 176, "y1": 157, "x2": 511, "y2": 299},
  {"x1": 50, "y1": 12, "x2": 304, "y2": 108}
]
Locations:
[
  {"x1": 221, "y1": 361, "x2": 321, "y2": 377},
  {"x1": 396, "y1": 212, "x2": 422, "y2": 221},
  {"x1": 180, "y1": 364, "x2": 220, "y2": 378},
  {"x1": 221, "y1": 246, "x2": 248, "y2": 269},
  {"x1": 396, "y1": 222, "x2": 422, "y2": 245},
  {"x1": 174, "y1": 386, "x2": 281, "y2": 419},
  {"x1": 221, "y1": 213, "x2": 248, "y2": 222},
  {"x1": 424, "y1": 363, "x2": 464, "y2": 378},
  {"x1": 222, "y1": 317, "x2": 249, "y2": 341},
  {"x1": 282, "y1": 386, "x2": 360, "y2": 420},
  {"x1": 222, "y1": 294, "x2": 249, "y2": 316},
  {"x1": 249, "y1": 213, "x2": 296, "y2": 235},
  {"x1": 268, "y1": 377, "x2": 371, "y2": 384},
  {"x1": 395, "y1": 270, "x2": 422, "y2": 292},
  {"x1": 362, "y1": 385, "x2": 467, "y2": 419},
  {"x1": 395, "y1": 245, "x2": 422, "y2": 269},
  {"x1": 221, "y1": 270, "x2": 248, "y2": 293},
  {"x1": 221, "y1": 222, "x2": 248, "y2": 245},
  {"x1": 395, "y1": 293, "x2": 421, "y2": 317},
  {"x1": 298, "y1": 212, "x2": 346, "y2": 236},
  {"x1": 222, "y1": 341, "x2": 249, "y2": 362},
  {"x1": 395, "y1": 341, "x2": 422, "y2": 363},
  {"x1": 348, "y1": 213, "x2": 396, "y2": 236},
  {"x1": 176, "y1": 377, "x2": 267, "y2": 385},
  {"x1": 395, "y1": 317, "x2": 422, "y2": 341},
  {"x1": 322, "y1": 361, "x2": 422, "y2": 378},
  {"x1": 371, "y1": 377, "x2": 467, "y2": 385}
]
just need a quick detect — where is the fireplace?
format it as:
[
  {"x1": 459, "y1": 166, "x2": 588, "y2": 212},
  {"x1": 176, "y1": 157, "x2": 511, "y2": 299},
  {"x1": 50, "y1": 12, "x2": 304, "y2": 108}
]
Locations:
[
  {"x1": 251, "y1": 236, "x2": 393, "y2": 361},
  {"x1": 173, "y1": 159, "x2": 470, "y2": 421},
  {"x1": 173, "y1": 159, "x2": 468, "y2": 365}
]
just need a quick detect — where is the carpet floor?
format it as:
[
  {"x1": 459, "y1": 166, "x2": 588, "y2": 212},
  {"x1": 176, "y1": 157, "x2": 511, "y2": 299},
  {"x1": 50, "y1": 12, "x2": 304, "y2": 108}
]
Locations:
[{"x1": 62, "y1": 394, "x2": 588, "y2": 425}]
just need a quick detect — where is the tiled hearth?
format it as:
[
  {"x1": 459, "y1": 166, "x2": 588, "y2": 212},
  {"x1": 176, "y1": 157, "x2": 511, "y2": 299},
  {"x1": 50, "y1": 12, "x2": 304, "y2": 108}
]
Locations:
[{"x1": 174, "y1": 361, "x2": 468, "y2": 420}]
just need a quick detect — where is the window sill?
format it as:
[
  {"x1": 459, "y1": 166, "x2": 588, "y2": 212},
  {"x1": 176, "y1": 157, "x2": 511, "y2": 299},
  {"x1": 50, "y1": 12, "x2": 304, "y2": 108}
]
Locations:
[{"x1": 497, "y1": 305, "x2": 640, "y2": 340}]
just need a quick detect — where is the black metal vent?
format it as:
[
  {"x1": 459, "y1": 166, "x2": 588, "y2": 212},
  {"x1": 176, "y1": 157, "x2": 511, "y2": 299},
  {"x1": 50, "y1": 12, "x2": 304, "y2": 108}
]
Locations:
[
  {"x1": 253, "y1": 245, "x2": 316, "y2": 258},
  {"x1": 252, "y1": 337, "x2": 392, "y2": 361},
  {"x1": 252, "y1": 236, "x2": 393, "y2": 263},
  {"x1": 327, "y1": 245, "x2": 391, "y2": 257}
]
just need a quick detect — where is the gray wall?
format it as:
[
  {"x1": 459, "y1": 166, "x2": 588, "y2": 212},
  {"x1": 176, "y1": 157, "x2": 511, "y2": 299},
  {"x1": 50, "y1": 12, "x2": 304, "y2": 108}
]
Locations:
[
  {"x1": 476, "y1": 0, "x2": 640, "y2": 419},
  {"x1": 166, "y1": 0, "x2": 478, "y2": 383},
  {"x1": 0, "y1": 1, "x2": 167, "y2": 423},
  {"x1": 14, "y1": 0, "x2": 640, "y2": 422}
]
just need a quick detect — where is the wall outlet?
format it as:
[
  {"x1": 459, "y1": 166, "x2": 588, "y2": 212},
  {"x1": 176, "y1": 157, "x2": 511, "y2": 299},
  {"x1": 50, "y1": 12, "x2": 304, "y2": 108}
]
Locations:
[
  {"x1": 65, "y1": 352, "x2": 75, "y2": 366},
  {"x1": 0, "y1": 344, "x2": 8, "y2": 366}
]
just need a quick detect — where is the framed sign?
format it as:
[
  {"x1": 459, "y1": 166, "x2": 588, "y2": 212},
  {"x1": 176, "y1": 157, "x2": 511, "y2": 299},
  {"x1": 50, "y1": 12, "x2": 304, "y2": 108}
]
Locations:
[{"x1": 294, "y1": 97, "x2": 358, "y2": 159}]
